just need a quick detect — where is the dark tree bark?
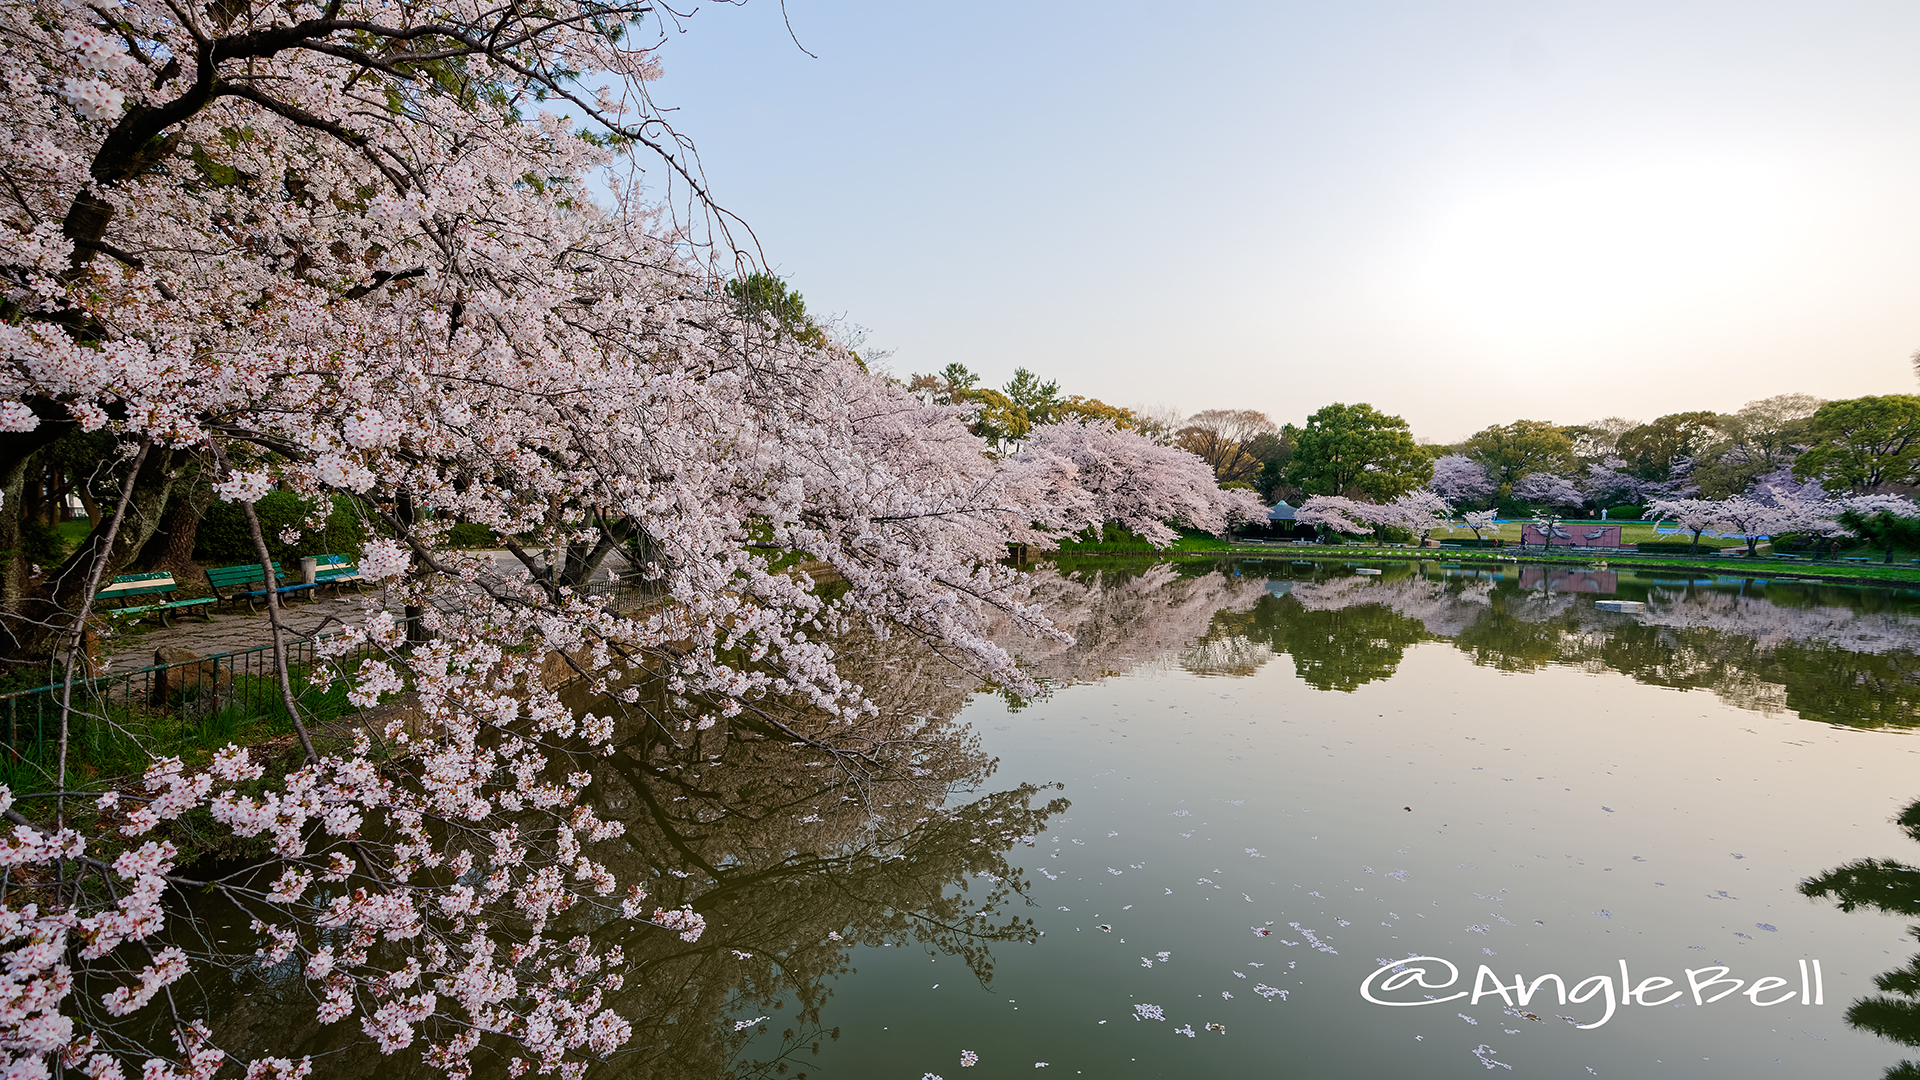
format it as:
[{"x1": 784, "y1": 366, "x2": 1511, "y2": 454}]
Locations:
[
  {"x1": 557, "y1": 511, "x2": 637, "y2": 589},
  {"x1": 396, "y1": 493, "x2": 429, "y2": 646},
  {"x1": 135, "y1": 459, "x2": 214, "y2": 574},
  {"x1": 0, "y1": 412, "x2": 79, "y2": 614},
  {"x1": 0, "y1": 444, "x2": 177, "y2": 667}
]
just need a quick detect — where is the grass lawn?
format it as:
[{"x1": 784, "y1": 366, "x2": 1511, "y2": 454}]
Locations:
[
  {"x1": 1223, "y1": 542, "x2": 1920, "y2": 586},
  {"x1": 1052, "y1": 527, "x2": 1235, "y2": 554},
  {"x1": 1457, "y1": 520, "x2": 1702, "y2": 546},
  {"x1": 1368, "y1": 518, "x2": 1917, "y2": 563},
  {"x1": 52, "y1": 518, "x2": 92, "y2": 556}
]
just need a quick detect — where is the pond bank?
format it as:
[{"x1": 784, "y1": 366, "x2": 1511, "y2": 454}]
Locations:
[{"x1": 1155, "y1": 542, "x2": 1920, "y2": 590}]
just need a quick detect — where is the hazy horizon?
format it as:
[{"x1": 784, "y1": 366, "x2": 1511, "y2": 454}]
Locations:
[{"x1": 640, "y1": 1, "x2": 1920, "y2": 442}]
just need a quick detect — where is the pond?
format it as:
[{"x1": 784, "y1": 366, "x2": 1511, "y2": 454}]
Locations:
[{"x1": 199, "y1": 558, "x2": 1920, "y2": 1079}]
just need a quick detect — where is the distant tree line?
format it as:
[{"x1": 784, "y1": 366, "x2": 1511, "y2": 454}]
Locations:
[{"x1": 893, "y1": 371, "x2": 1920, "y2": 555}]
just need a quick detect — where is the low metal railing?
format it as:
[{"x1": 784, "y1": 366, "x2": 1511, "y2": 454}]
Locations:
[{"x1": 0, "y1": 629, "x2": 381, "y2": 748}]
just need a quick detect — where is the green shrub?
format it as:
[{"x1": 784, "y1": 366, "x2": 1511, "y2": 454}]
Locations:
[
  {"x1": 1636, "y1": 541, "x2": 1722, "y2": 555},
  {"x1": 445, "y1": 522, "x2": 499, "y2": 548},
  {"x1": 195, "y1": 492, "x2": 366, "y2": 564},
  {"x1": 1607, "y1": 505, "x2": 1644, "y2": 520},
  {"x1": 18, "y1": 518, "x2": 64, "y2": 566},
  {"x1": 1439, "y1": 538, "x2": 1503, "y2": 548}
]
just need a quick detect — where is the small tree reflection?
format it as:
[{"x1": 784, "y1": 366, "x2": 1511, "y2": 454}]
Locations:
[{"x1": 1801, "y1": 799, "x2": 1920, "y2": 1080}]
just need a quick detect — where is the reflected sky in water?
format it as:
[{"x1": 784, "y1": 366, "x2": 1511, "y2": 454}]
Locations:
[{"x1": 790, "y1": 559, "x2": 1920, "y2": 1079}]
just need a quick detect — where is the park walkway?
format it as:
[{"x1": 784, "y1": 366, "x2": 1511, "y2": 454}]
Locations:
[{"x1": 91, "y1": 551, "x2": 622, "y2": 677}]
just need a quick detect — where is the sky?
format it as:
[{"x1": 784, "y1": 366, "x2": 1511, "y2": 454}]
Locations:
[{"x1": 638, "y1": 0, "x2": 1920, "y2": 442}]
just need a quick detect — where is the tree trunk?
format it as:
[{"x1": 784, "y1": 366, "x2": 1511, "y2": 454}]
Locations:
[
  {"x1": 0, "y1": 444, "x2": 177, "y2": 668},
  {"x1": 136, "y1": 462, "x2": 213, "y2": 574},
  {"x1": 396, "y1": 494, "x2": 429, "y2": 646},
  {"x1": 0, "y1": 454, "x2": 40, "y2": 616},
  {"x1": 558, "y1": 513, "x2": 640, "y2": 590},
  {"x1": 75, "y1": 474, "x2": 100, "y2": 528}
]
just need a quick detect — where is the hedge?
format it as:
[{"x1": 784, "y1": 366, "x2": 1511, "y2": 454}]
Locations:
[
  {"x1": 1636, "y1": 541, "x2": 1724, "y2": 555},
  {"x1": 194, "y1": 492, "x2": 367, "y2": 564}
]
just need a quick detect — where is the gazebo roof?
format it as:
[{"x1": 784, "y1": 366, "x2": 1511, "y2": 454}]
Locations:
[{"x1": 1268, "y1": 500, "x2": 1296, "y2": 522}]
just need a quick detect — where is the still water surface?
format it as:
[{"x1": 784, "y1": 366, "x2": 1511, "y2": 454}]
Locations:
[
  {"x1": 203, "y1": 558, "x2": 1920, "y2": 1079},
  {"x1": 749, "y1": 559, "x2": 1920, "y2": 1079}
]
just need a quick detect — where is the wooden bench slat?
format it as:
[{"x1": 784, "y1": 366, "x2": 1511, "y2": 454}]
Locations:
[
  {"x1": 101, "y1": 583, "x2": 176, "y2": 598},
  {"x1": 312, "y1": 553, "x2": 364, "y2": 591},
  {"x1": 206, "y1": 562, "x2": 315, "y2": 608},
  {"x1": 110, "y1": 597, "x2": 215, "y2": 616},
  {"x1": 206, "y1": 562, "x2": 283, "y2": 586},
  {"x1": 99, "y1": 572, "x2": 178, "y2": 596}
]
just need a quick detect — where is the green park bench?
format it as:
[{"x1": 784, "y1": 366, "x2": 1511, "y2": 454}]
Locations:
[
  {"x1": 205, "y1": 561, "x2": 315, "y2": 611},
  {"x1": 312, "y1": 553, "x2": 364, "y2": 593},
  {"x1": 94, "y1": 572, "x2": 215, "y2": 627}
]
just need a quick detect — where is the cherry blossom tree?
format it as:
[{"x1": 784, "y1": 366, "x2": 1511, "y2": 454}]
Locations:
[
  {"x1": 1295, "y1": 493, "x2": 1457, "y2": 546},
  {"x1": 1645, "y1": 498, "x2": 1722, "y2": 554},
  {"x1": 1013, "y1": 420, "x2": 1266, "y2": 548},
  {"x1": 0, "y1": 0, "x2": 1227, "y2": 1073},
  {"x1": 1460, "y1": 509, "x2": 1501, "y2": 544},
  {"x1": 1293, "y1": 495, "x2": 1377, "y2": 540},
  {"x1": 1748, "y1": 466, "x2": 1828, "y2": 509},
  {"x1": 1526, "y1": 512, "x2": 1571, "y2": 551},
  {"x1": 1513, "y1": 472, "x2": 1585, "y2": 510},
  {"x1": 1584, "y1": 458, "x2": 1649, "y2": 508},
  {"x1": 1427, "y1": 455, "x2": 1495, "y2": 505},
  {"x1": 1707, "y1": 495, "x2": 1792, "y2": 557},
  {"x1": 1381, "y1": 490, "x2": 1452, "y2": 545}
]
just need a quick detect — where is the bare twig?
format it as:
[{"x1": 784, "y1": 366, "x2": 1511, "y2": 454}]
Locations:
[
  {"x1": 209, "y1": 444, "x2": 319, "y2": 763},
  {"x1": 56, "y1": 441, "x2": 147, "y2": 839}
]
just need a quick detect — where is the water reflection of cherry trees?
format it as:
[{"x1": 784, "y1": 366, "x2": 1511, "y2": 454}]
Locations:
[
  {"x1": 1021, "y1": 560, "x2": 1920, "y2": 730},
  {"x1": 990, "y1": 561, "x2": 1270, "y2": 688},
  {"x1": 188, "y1": 631, "x2": 1067, "y2": 1080},
  {"x1": 1802, "y1": 799, "x2": 1920, "y2": 1080}
]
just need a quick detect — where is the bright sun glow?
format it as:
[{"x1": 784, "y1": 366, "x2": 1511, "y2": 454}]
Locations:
[{"x1": 1418, "y1": 160, "x2": 1801, "y2": 338}]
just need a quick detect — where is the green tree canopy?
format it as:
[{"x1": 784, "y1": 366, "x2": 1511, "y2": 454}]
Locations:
[
  {"x1": 1464, "y1": 419, "x2": 1575, "y2": 490},
  {"x1": 907, "y1": 365, "x2": 1138, "y2": 448},
  {"x1": 1054, "y1": 395, "x2": 1140, "y2": 428},
  {"x1": 1794, "y1": 395, "x2": 1920, "y2": 492},
  {"x1": 1837, "y1": 508, "x2": 1920, "y2": 564},
  {"x1": 1693, "y1": 394, "x2": 1824, "y2": 498},
  {"x1": 941, "y1": 362, "x2": 981, "y2": 393},
  {"x1": 1003, "y1": 368, "x2": 1063, "y2": 434},
  {"x1": 1615, "y1": 411, "x2": 1722, "y2": 482},
  {"x1": 727, "y1": 272, "x2": 827, "y2": 348},
  {"x1": 1285, "y1": 403, "x2": 1430, "y2": 499}
]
